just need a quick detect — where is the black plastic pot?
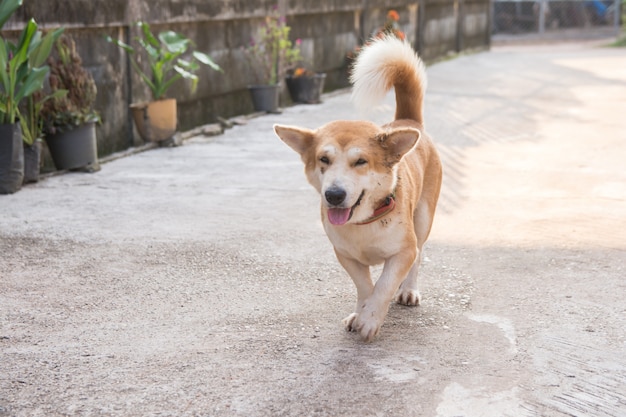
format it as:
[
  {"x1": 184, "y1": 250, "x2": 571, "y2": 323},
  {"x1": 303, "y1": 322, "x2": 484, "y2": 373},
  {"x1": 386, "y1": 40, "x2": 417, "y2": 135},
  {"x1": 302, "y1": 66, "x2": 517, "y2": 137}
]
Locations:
[
  {"x1": 285, "y1": 73, "x2": 326, "y2": 104},
  {"x1": 0, "y1": 122, "x2": 24, "y2": 194},
  {"x1": 23, "y1": 140, "x2": 42, "y2": 184},
  {"x1": 45, "y1": 121, "x2": 100, "y2": 171},
  {"x1": 248, "y1": 84, "x2": 280, "y2": 113}
]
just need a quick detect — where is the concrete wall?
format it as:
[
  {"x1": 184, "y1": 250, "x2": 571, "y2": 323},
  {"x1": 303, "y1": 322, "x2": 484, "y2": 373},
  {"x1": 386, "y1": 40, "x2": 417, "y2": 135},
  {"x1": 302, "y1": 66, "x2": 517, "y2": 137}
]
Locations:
[{"x1": 2, "y1": 0, "x2": 490, "y2": 158}]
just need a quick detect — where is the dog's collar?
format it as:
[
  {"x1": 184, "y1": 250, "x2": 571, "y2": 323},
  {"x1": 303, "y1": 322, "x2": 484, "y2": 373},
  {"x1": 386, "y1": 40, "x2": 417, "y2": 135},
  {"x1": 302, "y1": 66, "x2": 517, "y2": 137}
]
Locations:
[{"x1": 355, "y1": 193, "x2": 396, "y2": 225}]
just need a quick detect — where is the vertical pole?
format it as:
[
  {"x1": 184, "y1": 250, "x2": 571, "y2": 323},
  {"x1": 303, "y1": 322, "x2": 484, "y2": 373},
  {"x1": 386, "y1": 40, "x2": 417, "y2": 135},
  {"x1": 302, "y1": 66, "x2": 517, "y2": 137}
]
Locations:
[
  {"x1": 123, "y1": 24, "x2": 134, "y2": 148},
  {"x1": 456, "y1": 0, "x2": 464, "y2": 53},
  {"x1": 360, "y1": 0, "x2": 371, "y2": 44},
  {"x1": 277, "y1": 0, "x2": 288, "y2": 86},
  {"x1": 413, "y1": 1, "x2": 420, "y2": 52},
  {"x1": 538, "y1": 0, "x2": 547, "y2": 34},
  {"x1": 417, "y1": 0, "x2": 426, "y2": 54},
  {"x1": 488, "y1": 0, "x2": 493, "y2": 48},
  {"x1": 614, "y1": 0, "x2": 621, "y2": 34}
]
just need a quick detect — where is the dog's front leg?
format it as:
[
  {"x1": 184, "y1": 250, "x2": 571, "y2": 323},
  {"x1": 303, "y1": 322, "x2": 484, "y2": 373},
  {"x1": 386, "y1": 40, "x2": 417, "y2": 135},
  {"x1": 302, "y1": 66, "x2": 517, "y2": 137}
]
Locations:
[
  {"x1": 355, "y1": 250, "x2": 417, "y2": 341},
  {"x1": 334, "y1": 250, "x2": 373, "y2": 332}
]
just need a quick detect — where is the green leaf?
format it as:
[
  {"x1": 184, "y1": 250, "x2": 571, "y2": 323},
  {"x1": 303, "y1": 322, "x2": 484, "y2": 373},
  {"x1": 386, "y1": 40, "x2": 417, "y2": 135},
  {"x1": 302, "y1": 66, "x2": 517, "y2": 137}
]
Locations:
[
  {"x1": 19, "y1": 113, "x2": 34, "y2": 145},
  {"x1": 29, "y1": 30, "x2": 42, "y2": 51},
  {"x1": 13, "y1": 19, "x2": 38, "y2": 67},
  {"x1": 138, "y1": 38, "x2": 159, "y2": 60},
  {"x1": 0, "y1": 0, "x2": 22, "y2": 29},
  {"x1": 193, "y1": 51, "x2": 222, "y2": 72},
  {"x1": 0, "y1": 39, "x2": 9, "y2": 90},
  {"x1": 106, "y1": 35, "x2": 135, "y2": 54},
  {"x1": 173, "y1": 65, "x2": 198, "y2": 80},
  {"x1": 14, "y1": 65, "x2": 48, "y2": 102},
  {"x1": 41, "y1": 88, "x2": 68, "y2": 103},
  {"x1": 159, "y1": 31, "x2": 189, "y2": 54},
  {"x1": 126, "y1": 57, "x2": 157, "y2": 98},
  {"x1": 138, "y1": 22, "x2": 160, "y2": 48},
  {"x1": 158, "y1": 73, "x2": 182, "y2": 98},
  {"x1": 173, "y1": 65, "x2": 198, "y2": 92},
  {"x1": 29, "y1": 27, "x2": 64, "y2": 67},
  {"x1": 160, "y1": 49, "x2": 179, "y2": 65},
  {"x1": 175, "y1": 58, "x2": 195, "y2": 70}
]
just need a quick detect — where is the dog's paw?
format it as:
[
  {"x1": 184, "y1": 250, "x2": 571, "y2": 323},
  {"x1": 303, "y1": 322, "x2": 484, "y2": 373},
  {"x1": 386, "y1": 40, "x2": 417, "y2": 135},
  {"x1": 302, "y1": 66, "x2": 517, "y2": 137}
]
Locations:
[
  {"x1": 357, "y1": 317, "x2": 382, "y2": 342},
  {"x1": 342, "y1": 313, "x2": 359, "y2": 332},
  {"x1": 395, "y1": 289, "x2": 421, "y2": 306},
  {"x1": 343, "y1": 313, "x2": 381, "y2": 340}
]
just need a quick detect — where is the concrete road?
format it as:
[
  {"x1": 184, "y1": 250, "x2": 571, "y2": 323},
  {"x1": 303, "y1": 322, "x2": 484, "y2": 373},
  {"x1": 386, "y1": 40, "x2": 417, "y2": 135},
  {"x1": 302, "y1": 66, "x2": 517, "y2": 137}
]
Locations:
[{"x1": 1, "y1": 41, "x2": 625, "y2": 416}]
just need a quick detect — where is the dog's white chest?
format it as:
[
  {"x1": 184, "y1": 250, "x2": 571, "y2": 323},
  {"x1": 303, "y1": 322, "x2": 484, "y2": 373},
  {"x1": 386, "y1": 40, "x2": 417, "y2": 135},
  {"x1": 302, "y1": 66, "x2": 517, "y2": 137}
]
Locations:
[{"x1": 324, "y1": 221, "x2": 407, "y2": 266}]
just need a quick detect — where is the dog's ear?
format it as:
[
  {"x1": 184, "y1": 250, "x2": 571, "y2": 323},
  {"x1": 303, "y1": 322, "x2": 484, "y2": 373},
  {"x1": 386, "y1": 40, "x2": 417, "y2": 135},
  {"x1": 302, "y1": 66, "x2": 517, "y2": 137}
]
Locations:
[
  {"x1": 379, "y1": 127, "x2": 421, "y2": 164},
  {"x1": 274, "y1": 124, "x2": 316, "y2": 155}
]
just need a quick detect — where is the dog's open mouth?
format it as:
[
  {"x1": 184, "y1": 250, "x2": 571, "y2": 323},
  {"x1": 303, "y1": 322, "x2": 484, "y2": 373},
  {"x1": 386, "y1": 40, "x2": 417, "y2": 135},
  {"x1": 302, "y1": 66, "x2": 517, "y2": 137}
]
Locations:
[{"x1": 327, "y1": 191, "x2": 365, "y2": 226}]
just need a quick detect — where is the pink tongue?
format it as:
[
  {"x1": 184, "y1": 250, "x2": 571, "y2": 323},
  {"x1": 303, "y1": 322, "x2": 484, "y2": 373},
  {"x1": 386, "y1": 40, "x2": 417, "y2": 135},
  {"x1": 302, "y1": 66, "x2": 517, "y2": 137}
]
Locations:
[{"x1": 328, "y1": 208, "x2": 351, "y2": 225}]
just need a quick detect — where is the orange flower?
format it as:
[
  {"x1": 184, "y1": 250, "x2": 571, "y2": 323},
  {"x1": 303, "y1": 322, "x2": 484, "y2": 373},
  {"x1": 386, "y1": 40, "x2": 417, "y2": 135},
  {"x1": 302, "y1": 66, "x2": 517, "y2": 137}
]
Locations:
[
  {"x1": 293, "y1": 68, "x2": 307, "y2": 77},
  {"x1": 387, "y1": 10, "x2": 400, "y2": 22}
]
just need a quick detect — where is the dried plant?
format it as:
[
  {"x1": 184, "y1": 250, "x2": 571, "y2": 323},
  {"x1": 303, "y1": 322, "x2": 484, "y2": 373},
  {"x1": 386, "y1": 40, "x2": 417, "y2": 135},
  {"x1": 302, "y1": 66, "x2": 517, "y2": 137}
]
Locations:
[{"x1": 40, "y1": 35, "x2": 100, "y2": 134}]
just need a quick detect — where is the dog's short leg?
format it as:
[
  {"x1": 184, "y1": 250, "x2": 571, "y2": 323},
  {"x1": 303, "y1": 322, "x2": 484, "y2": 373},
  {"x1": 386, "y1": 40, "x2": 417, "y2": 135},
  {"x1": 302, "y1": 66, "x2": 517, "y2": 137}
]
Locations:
[
  {"x1": 355, "y1": 250, "x2": 416, "y2": 341},
  {"x1": 334, "y1": 250, "x2": 373, "y2": 332},
  {"x1": 395, "y1": 253, "x2": 422, "y2": 306}
]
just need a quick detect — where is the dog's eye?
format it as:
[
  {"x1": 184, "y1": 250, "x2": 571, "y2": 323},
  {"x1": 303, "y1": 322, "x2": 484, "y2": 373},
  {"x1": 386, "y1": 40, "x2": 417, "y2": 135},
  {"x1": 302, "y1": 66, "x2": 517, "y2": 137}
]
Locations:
[
  {"x1": 319, "y1": 156, "x2": 330, "y2": 164},
  {"x1": 355, "y1": 158, "x2": 367, "y2": 166}
]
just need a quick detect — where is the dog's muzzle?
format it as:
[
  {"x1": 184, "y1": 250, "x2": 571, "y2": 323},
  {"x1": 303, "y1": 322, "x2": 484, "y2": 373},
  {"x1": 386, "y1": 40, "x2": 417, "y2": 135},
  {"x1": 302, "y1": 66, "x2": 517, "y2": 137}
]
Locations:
[
  {"x1": 325, "y1": 186, "x2": 347, "y2": 206},
  {"x1": 325, "y1": 189, "x2": 365, "y2": 226}
]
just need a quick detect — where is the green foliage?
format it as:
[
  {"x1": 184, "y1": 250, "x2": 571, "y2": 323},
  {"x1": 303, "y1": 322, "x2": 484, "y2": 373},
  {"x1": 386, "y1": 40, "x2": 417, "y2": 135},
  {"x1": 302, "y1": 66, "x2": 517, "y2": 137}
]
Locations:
[
  {"x1": 0, "y1": 0, "x2": 20, "y2": 29},
  {"x1": 246, "y1": 8, "x2": 302, "y2": 85},
  {"x1": 106, "y1": 22, "x2": 222, "y2": 101},
  {"x1": 20, "y1": 89, "x2": 66, "y2": 145},
  {"x1": 0, "y1": 0, "x2": 63, "y2": 126},
  {"x1": 39, "y1": 35, "x2": 100, "y2": 135}
]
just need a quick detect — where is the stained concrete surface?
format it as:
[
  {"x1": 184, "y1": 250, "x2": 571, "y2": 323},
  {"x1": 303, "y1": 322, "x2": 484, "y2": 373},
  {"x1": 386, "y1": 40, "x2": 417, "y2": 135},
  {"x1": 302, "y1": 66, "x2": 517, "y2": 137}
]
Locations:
[{"x1": 1, "y1": 41, "x2": 625, "y2": 416}]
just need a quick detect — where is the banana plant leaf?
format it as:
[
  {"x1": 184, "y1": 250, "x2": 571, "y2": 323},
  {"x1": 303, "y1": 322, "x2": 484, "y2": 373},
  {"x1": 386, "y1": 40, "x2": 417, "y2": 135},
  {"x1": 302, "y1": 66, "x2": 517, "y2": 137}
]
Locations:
[
  {"x1": 0, "y1": 0, "x2": 22, "y2": 29},
  {"x1": 29, "y1": 27, "x2": 65, "y2": 68}
]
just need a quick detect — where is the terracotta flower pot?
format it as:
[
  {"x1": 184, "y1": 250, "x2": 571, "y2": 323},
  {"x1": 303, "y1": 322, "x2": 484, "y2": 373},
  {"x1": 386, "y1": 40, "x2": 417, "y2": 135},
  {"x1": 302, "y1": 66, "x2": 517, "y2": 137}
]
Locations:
[{"x1": 130, "y1": 98, "x2": 177, "y2": 143}]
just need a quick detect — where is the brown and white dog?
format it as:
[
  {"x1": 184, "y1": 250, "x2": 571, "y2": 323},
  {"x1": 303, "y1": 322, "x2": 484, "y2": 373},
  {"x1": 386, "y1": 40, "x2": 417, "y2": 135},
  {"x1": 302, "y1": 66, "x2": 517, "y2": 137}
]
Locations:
[{"x1": 274, "y1": 36, "x2": 442, "y2": 341}]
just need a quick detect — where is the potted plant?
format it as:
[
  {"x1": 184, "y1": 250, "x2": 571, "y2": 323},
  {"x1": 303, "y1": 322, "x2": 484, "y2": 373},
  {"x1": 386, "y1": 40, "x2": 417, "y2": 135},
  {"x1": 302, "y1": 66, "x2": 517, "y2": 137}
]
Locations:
[
  {"x1": 246, "y1": 6, "x2": 302, "y2": 112},
  {"x1": 40, "y1": 35, "x2": 101, "y2": 172},
  {"x1": 107, "y1": 22, "x2": 222, "y2": 143},
  {"x1": 19, "y1": 28, "x2": 66, "y2": 183},
  {"x1": 0, "y1": 0, "x2": 61, "y2": 193},
  {"x1": 285, "y1": 67, "x2": 326, "y2": 104},
  {"x1": 346, "y1": 10, "x2": 406, "y2": 70},
  {"x1": 21, "y1": 86, "x2": 66, "y2": 182}
]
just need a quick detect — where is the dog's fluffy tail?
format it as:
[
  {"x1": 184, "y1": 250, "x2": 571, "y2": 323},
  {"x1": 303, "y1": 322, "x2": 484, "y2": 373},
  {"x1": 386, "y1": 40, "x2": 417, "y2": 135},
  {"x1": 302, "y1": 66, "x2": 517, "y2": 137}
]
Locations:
[{"x1": 350, "y1": 35, "x2": 427, "y2": 125}]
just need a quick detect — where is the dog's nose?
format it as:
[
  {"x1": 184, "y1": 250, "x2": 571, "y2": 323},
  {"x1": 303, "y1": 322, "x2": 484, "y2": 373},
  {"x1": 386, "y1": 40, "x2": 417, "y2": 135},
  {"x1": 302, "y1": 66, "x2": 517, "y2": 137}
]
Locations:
[{"x1": 325, "y1": 187, "x2": 346, "y2": 206}]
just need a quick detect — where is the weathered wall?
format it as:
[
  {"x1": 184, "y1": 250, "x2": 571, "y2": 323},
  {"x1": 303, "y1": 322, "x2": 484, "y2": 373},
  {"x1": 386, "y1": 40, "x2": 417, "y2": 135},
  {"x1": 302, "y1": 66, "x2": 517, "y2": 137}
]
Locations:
[{"x1": 2, "y1": 0, "x2": 490, "y2": 158}]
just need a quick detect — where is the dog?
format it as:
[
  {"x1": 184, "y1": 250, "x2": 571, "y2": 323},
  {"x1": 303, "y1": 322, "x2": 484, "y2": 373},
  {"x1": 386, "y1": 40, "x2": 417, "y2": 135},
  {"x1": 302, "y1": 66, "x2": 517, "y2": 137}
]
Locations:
[{"x1": 274, "y1": 35, "x2": 442, "y2": 341}]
